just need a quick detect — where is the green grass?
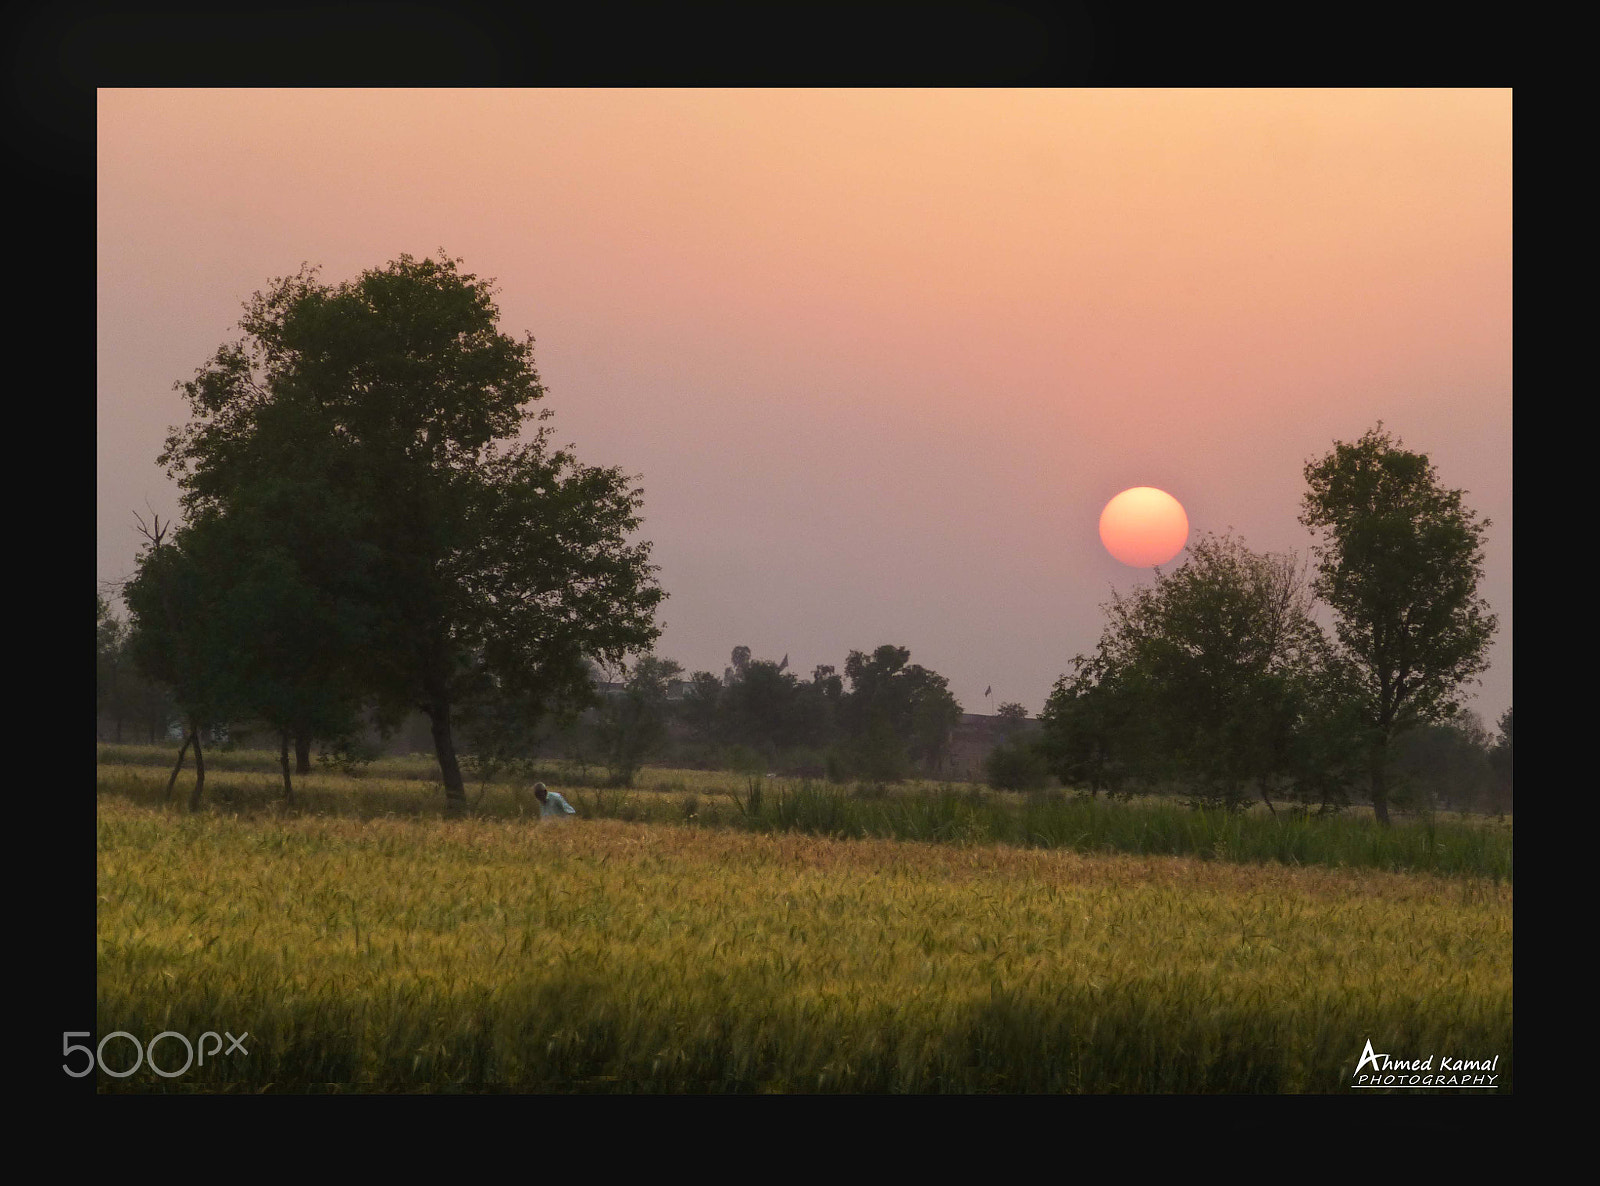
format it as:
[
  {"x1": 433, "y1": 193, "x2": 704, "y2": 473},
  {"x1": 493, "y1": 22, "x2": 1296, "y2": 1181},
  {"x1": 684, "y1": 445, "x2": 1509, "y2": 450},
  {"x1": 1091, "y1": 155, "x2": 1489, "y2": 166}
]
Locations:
[{"x1": 100, "y1": 745, "x2": 1512, "y2": 882}]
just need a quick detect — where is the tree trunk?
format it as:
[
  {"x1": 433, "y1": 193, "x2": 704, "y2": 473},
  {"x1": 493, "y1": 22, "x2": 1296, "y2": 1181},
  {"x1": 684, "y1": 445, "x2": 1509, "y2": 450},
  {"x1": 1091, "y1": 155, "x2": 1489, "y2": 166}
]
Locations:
[
  {"x1": 425, "y1": 692, "x2": 468, "y2": 815},
  {"x1": 188, "y1": 725, "x2": 206, "y2": 813},
  {"x1": 295, "y1": 729, "x2": 313, "y2": 775},
  {"x1": 1370, "y1": 751, "x2": 1391, "y2": 827},
  {"x1": 280, "y1": 728, "x2": 296, "y2": 804},
  {"x1": 164, "y1": 732, "x2": 193, "y2": 801}
]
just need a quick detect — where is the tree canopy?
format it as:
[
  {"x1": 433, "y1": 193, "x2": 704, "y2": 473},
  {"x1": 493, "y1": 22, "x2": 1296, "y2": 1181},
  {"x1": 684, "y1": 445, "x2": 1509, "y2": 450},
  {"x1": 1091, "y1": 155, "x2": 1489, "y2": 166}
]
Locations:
[
  {"x1": 1300, "y1": 424, "x2": 1497, "y2": 824},
  {"x1": 839, "y1": 645, "x2": 963, "y2": 781},
  {"x1": 594, "y1": 654, "x2": 685, "y2": 786},
  {"x1": 1040, "y1": 533, "x2": 1324, "y2": 809},
  {"x1": 151, "y1": 251, "x2": 665, "y2": 810}
]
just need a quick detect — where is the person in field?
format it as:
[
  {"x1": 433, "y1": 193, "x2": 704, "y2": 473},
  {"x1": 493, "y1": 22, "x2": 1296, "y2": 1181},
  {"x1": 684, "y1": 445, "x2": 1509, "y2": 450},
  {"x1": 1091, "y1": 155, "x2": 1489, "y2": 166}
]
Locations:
[{"x1": 534, "y1": 783, "x2": 577, "y2": 820}]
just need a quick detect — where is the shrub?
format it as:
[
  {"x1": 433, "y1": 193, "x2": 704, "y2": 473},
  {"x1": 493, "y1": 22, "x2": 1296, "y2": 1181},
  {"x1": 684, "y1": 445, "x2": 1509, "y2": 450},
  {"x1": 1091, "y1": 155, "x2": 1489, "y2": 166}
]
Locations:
[{"x1": 984, "y1": 735, "x2": 1051, "y2": 792}]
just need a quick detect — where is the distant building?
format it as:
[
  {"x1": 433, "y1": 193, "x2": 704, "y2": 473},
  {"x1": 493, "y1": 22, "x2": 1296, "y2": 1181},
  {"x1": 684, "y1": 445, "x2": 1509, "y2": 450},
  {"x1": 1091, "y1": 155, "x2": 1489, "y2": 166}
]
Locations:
[
  {"x1": 592, "y1": 678, "x2": 690, "y2": 701},
  {"x1": 944, "y1": 712, "x2": 1042, "y2": 781}
]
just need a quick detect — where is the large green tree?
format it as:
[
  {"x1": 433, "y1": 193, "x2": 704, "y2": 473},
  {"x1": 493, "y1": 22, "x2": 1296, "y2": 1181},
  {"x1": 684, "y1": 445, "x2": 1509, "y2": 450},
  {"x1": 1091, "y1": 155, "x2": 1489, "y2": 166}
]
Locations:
[
  {"x1": 1300, "y1": 424, "x2": 1498, "y2": 825},
  {"x1": 1041, "y1": 533, "x2": 1323, "y2": 810},
  {"x1": 160, "y1": 252, "x2": 666, "y2": 812}
]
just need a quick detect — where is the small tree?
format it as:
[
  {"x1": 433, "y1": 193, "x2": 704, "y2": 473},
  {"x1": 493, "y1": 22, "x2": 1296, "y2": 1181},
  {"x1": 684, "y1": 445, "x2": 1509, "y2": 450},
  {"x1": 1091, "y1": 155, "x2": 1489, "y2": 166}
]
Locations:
[
  {"x1": 1488, "y1": 706, "x2": 1513, "y2": 814},
  {"x1": 984, "y1": 733, "x2": 1050, "y2": 792},
  {"x1": 995, "y1": 702, "x2": 1029, "y2": 737},
  {"x1": 680, "y1": 671, "x2": 724, "y2": 753},
  {"x1": 123, "y1": 493, "x2": 369, "y2": 807},
  {"x1": 720, "y1": 658, "x2": 799, "y2": 760},
  {"x1": 97, "y1": 593, "x2": 135, "y2": 742},
  {"x1": 1301, "y1": 424, "x2": 1498, "y2": 825},
  {"x1": 839, "y1": 645, "x2": 962, "y2": 780},
  {"x1": 122, "y1": 515, "x2": 232, "y2": 809},
  {"x1": 1038, "y1": 645, "x2": 1137, "y2": 798},
  {"x1": 595, "y1": 654, "x2": 683, "y2": 785}
]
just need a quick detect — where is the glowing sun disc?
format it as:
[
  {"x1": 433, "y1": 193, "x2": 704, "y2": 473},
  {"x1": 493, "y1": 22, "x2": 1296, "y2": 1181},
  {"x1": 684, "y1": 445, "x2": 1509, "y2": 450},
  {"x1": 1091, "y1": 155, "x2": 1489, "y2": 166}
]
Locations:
[{"x1": 1099, "y1": 487, "x2": 1189, "y2": 567}]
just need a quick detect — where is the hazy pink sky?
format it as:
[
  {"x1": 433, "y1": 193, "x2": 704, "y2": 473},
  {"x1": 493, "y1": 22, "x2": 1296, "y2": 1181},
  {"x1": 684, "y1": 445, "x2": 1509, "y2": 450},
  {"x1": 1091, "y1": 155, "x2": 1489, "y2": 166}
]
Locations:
[{"x1": 97, "y1": 89, "x2": 1512, "y2": 725}]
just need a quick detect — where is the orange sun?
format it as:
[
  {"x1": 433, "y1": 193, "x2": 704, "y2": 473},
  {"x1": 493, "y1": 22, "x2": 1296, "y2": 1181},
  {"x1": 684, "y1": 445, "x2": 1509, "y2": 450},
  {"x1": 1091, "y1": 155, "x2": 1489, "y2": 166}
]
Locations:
[{"x1": 1099, "y1": 487, "x2": 1189, "y2": 567}]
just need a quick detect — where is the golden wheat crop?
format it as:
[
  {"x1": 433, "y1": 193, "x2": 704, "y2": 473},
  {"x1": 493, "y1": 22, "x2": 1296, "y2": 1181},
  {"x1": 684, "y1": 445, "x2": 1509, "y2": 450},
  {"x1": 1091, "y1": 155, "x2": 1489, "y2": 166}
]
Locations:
[{"x1": 95, "y1": 794, "x2": 1511, "y2": 1092}]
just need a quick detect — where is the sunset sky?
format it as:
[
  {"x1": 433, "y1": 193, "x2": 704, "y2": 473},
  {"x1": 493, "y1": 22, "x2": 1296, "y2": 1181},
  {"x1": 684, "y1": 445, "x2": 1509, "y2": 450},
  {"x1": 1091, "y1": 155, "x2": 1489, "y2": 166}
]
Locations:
[{"x1": 96, "y1": 89, "x2": 1512, "y2": 726}]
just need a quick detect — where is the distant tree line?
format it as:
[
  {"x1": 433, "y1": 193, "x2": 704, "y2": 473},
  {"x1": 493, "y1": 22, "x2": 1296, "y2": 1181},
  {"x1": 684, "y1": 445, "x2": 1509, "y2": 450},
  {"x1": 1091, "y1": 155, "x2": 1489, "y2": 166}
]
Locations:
[{"x1": 549, "y1": 643, "x2": 964, "y2": 788}]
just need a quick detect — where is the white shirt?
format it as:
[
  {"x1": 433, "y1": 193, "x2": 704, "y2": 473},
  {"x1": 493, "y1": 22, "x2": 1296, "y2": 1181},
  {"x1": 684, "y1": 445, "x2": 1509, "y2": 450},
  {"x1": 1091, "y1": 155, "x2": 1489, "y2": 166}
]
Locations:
[{"x1": 541, "y1": 791, "x2": 577, "y2": 818}]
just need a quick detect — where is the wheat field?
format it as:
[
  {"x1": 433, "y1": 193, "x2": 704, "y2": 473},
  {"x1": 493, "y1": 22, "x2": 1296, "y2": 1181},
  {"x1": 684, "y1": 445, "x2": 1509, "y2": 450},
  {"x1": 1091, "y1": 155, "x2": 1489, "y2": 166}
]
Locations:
[{"x1": 96, "y1": 782, "x2": 1511, "y2": 1092}]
